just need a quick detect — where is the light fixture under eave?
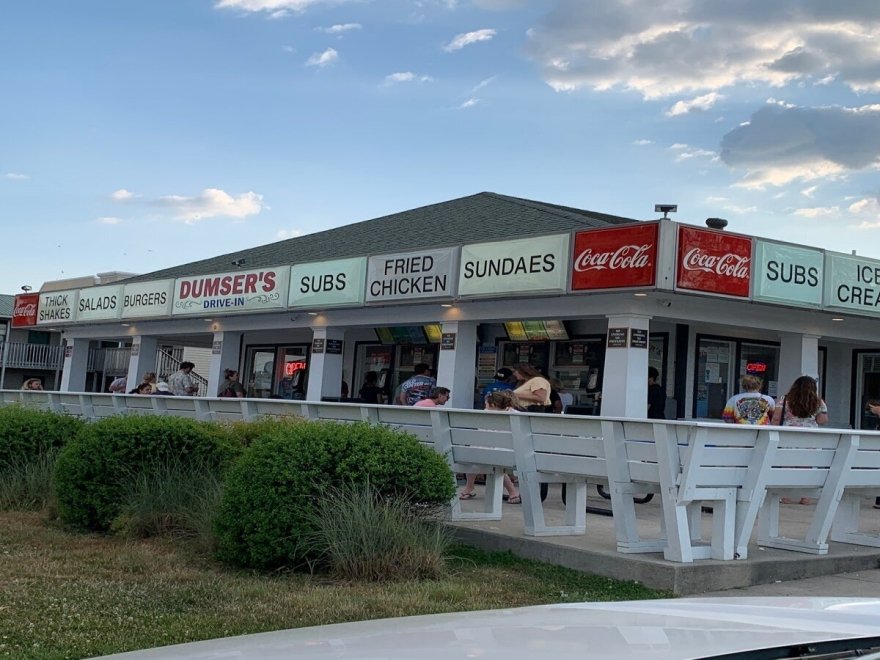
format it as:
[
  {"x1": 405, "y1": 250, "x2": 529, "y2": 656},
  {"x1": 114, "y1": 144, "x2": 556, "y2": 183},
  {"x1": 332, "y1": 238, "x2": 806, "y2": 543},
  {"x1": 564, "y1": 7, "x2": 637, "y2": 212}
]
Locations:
[
  {"x1": 633, "y1": 293, "x2": 648, "y2": 297},
  {"x1": 831, "y1": 317, "x2": 845, "y2": 322},
  {"x1": 121, "y1": 323, "x2": 130, "y2": 327},
  {"x1": 203, "y1": 318, "x2": 213, "y2": 322},
  {"x1": 440, "y1": 303, "x2": 454, "y2": 308},
  {"x1": 307, "y1": 312, "x2": 319, "y2": 316}
]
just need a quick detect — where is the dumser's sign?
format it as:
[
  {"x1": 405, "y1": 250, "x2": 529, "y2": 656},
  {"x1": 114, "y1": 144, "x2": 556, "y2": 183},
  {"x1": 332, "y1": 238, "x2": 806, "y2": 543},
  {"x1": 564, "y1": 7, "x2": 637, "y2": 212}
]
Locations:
[
  {"x1": 824, "y1": 251, "x2": 880, "y2": 316},
  {"x1": 752, "y1": 240, "x2": 823, "y2": 308},
  {"x1": 172, "y1": 267, "x2": 290, "y2": 316}
]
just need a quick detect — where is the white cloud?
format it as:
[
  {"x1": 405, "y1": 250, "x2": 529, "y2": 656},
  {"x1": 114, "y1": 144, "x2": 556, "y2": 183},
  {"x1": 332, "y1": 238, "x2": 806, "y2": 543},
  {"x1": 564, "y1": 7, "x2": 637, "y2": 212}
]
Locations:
[
  {"x1": 801, "y1": 185, "x2": 818, "y2": 198},
  {"x1": 306, "y1": 48, "x2": 338, "y2": 67},
  {"x1": 269, "y1": 9, "x2": 289, "y2": 19},
  {"x1": 215, "y1": 0, "x2": 348, "y2": 15},
  {"x1": 276, "y1": 228, "x2": 304, "y2": 239},
  {"x1": 471, "y1": 76, "x2": 497, "y2": 93},
  {"x1": 383, "y1": 72, "x2": 434, "y2": 86},
  {"x1": 317, "y1": 23, "x2": 362, "y2": 34},
  {"x1": 443, "y1": 28, "x2": 496, "y2": 53},
  {"x1": 524, "y1": 2, "x2": 880, "y2": 98},
  {"x1": 97, "y1": 217, "x2": 123, "y2": 225},
  {"x1": 794, "y1": 206, "x2": 841, "y2": 219},
  {"x1": 111, "y1": 188, "x2": 134, "y2": 201},
  {"x1": 158, "y1": 188, "x2": 264, "y2": 224},
  {"x1": 4, "y1": 172, "x2": 29, "y2": 180},
  {"x1": 721, "y1": 102, "x2": 880, "y2": 188},
  {"x1": 848, "y1": 196, "x2": 880, "y2": 228},
  {"x1": 458, "y1": 97, "x2": 480, "y2": 109},
  {"x1": 633, "y1": 139, "x2": 654, "y2": 146},
  {"x1": 669, "y1": 143, "x2": 716, "y2": 162},
  {"x1": 666, "y1": 92, "x2": 723, "y2": 117},
  {"x1": 282, "y1": 45, "x2": 294, "y2": 53}
]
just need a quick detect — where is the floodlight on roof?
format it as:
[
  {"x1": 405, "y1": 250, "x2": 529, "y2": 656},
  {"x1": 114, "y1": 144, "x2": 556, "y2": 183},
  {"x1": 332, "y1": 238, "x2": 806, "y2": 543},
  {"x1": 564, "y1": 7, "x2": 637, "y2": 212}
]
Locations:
[{"x1": 654, "y1": 204, "x2": 678, "y2": 219}]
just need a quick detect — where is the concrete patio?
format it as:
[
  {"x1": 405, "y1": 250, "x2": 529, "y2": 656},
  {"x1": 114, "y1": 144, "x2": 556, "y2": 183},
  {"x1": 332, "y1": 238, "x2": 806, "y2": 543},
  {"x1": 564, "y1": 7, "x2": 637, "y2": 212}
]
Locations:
[{"x1": 449, "y1": 484, "x2": 880, "y2": 595}]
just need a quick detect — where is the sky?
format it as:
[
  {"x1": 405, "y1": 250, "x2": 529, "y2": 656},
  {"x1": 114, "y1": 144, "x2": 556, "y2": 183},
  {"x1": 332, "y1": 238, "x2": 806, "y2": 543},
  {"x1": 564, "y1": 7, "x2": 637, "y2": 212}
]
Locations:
[{"x1": 2, "y1": 0, "x2": 879, "y2": 294}]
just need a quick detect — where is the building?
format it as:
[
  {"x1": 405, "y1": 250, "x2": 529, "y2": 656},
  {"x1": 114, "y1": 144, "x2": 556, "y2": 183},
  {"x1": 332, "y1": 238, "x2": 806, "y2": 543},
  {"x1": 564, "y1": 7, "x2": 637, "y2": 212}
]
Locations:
[{"x1": 12, "y1": 192, "x2": 880, "y2": 428}]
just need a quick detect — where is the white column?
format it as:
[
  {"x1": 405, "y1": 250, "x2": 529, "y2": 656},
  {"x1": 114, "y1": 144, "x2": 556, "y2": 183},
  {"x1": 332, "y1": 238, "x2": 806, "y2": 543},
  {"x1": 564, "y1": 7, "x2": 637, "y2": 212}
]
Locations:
[
  {"x1": 435, "y1": 321, "x2": 478, "y2": 409},
  {"x1": 206, "y1": 331, "x2": 242, "y2": 397},
  {"x1": 306, "y1": 327, "x2": 345, "y2": 401},
  {"x1": 60, "y1": 337, "x2": 89, "y2": 392},
  {"x1": 778, "y1": 333, "x2": 820, "y2": 395},
  {"x1": 126, "y1": 335, "x2": 158, "y2": 390},
  {"x1": 600, "y1": 315, "x2": 652, "y2": 417}
]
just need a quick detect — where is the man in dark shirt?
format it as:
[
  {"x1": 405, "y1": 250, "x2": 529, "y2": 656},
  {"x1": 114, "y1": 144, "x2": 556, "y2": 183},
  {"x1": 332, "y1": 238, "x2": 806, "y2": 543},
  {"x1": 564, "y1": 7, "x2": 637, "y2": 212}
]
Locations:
[{"x1": 647, "y1": 366, "x2": 666, "y2": 419}]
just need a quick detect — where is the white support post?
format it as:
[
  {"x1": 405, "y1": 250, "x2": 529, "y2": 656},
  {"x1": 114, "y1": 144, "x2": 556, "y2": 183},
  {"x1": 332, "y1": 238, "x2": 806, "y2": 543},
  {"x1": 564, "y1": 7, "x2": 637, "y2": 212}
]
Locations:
[
  {"x1": 125, "y1": 336, "x2": 158, "y2": 392},
  {"x1": 206, "y1": 331, "x2": 242, "y2": 398},
  {"x1": 600, "y1": 315, "x2": 651, "y2": 417},
  {"x1": 778, "y1": 333, "x2": 820, "y2": 394},
  {"x1": 60, "y1": 338, "x2": 90, "y2": 392},
  {"x1": 306, "y1": 327, "x2": 345, "y2": 402},
  {"x1": 435, "y1": 321, "x2": 478, "y2": 410}
]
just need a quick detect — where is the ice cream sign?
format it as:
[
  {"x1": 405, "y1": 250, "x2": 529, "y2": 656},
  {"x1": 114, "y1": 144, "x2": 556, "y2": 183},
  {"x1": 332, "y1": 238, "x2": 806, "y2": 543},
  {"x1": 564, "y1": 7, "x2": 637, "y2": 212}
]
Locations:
[{"x1": 172, "y1": 267, "x2": 290, "y2": 316}]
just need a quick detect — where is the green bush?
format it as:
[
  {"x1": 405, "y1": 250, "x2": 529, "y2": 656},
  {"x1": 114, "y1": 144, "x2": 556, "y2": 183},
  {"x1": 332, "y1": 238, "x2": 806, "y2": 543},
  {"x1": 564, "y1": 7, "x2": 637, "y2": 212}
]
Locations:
[
  {"x1": 0, "y1": 405, "x2": 83, "y2": 468},
  {"x1": 302, "y1": 482, "x2": 453, "y2": 581},
  {"x1": 215, "y1": 420, "x2": 455, "y2": 570},
  {"x1": 54, "y1": 415, "x2": 240, "y2": 531}
]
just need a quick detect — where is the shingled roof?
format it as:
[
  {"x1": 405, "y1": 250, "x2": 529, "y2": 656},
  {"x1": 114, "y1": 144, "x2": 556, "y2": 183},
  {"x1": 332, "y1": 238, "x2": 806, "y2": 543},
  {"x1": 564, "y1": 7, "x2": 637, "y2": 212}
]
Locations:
[
  {"x1": 0, "y1": 294, "x2": 13, "y2": 319},
  {"x1": 125, "y1": 192, "x2": 639, "y2": 283}
]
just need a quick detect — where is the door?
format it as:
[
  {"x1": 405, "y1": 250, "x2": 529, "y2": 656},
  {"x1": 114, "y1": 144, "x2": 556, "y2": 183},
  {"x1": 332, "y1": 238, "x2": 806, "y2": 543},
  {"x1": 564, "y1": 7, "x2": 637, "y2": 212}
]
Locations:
[
  {"x1": 695, "y1": 338, "x2": 736, "y2": 419},
  {"x1": 856, "y1": 353, "x2": 880, "y2": 430},
  {"x1": 354, "y1": 343, "x2": 394, "y2": 401},
  {"x1": 245, "y1": 348, "x2": 276, "y2": 398}
]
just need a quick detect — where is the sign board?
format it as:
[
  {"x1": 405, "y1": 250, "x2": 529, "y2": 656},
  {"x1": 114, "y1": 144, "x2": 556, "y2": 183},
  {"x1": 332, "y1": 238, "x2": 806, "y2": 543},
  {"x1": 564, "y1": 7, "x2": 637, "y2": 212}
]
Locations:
[
  {"x1": 212, "y1": 340, "x2": 223, "y2": 355},
  {"x1": 753, "y1": 240, "x2": 823, "y2": 308},
  {"x1": 130, "y1": 341, "x2": 140, "y2": 357},
  {"x1": 823, "y1": 252, "x2": 880, "y2": 316},
  {"x1": 172, "y1": 267, "x2": 290, "y2": 316},
  {"x1": 607, "y1": 327, "x2": 628, "y2": 348},
  {"x1": 11, "y1": 293, "x2": 40, "y2": 328},
  {"x1": 629, "y1": 328, "x2": 648, "y2": 349},
  {"x1": 36, "y1": 290, "x2": 78, "y2": 325},
  {"x1": 288, "y1": 257, "x2": 366, "y2": 308},
  {"x1": 675, "y1": 225, "x2": 752, "y2": 298},
  {"x1": 571, "y1": 223, "x2": 658, "y2": 290},
  {"x1": 325, "y1": 339, "x2": 343, "y2": 354},
  {"x1": 458, "y1": 234, "x2": 569, "y2": 297},
  {"x1": 75, "y1": 285, "x2": 123, "y2": 322},
  {"x1": 64, "y1": 344, "x2": 73, "y2": 358},
  {"x1": 366, "y1": 248, "x2": 456, "y2": 304},
  {"x1": 121, "y1": 280, "x2": 174, "y2": 319},
  {"x1": 312, "y1": 338, "x2": 325, "y2": 353},
  {"x1": 441, "y1": 332, "x2": 456, "y2": 350}
]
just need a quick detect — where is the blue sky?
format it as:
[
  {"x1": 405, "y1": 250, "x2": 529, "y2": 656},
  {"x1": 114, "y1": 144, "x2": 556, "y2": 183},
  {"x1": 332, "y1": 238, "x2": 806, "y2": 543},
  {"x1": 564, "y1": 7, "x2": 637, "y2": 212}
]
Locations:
[{"x1": 2, "y1": 0, "x2": 879, "y2": 293}]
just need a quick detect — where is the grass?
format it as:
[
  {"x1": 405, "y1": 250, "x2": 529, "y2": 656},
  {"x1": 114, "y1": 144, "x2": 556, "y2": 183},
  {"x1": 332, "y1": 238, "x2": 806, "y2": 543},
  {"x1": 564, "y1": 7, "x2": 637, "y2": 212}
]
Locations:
[
  {"x1": 0, "y1": 451, "x2": 57, "y2": 511},
  {"x1": 0, "y1": 511, "x2": 667, "y2": 659}
]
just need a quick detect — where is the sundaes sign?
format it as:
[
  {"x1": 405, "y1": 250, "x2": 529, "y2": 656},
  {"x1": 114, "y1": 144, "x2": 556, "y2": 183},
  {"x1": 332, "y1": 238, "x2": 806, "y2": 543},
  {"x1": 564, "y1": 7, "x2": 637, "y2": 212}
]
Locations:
[
  {"x1": 571, "y1": 223, "x2": 658, "y2": 291},
  {"x1": 676, "y1": 225, "x2": 752, "y2": 297},
  {"x1": 11, "y1": 293, "x2": 40, "y2": 327},
  {"x1": 172, "y1": 267, "x2": 290, "y2": 316}
]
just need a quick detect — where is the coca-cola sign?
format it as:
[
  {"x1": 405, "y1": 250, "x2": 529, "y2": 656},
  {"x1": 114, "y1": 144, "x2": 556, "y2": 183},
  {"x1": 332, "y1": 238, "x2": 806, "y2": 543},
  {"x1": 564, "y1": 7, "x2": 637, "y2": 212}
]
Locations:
[
  {"x1": 571, "y1": 223, "x2": 658, "y2": 290},
  {"x1": 11, "y1": 293, "x2": 40, "y2": 327},
  {"x1": 676, "y1": 225, "x2": 752, "y2": 297}
]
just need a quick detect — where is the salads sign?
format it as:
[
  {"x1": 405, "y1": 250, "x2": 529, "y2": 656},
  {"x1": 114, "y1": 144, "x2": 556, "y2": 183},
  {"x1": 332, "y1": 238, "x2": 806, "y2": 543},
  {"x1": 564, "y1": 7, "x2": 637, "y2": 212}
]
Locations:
[
  {"x1": 76, "y1": 285, "x2": 124, "y2": 322},
  {"x1": 172, "y1": 267, "x2": 290, "y2": 316},
  {"x1": 676, "y1": 225, "x2": 752, "y2": 298}
]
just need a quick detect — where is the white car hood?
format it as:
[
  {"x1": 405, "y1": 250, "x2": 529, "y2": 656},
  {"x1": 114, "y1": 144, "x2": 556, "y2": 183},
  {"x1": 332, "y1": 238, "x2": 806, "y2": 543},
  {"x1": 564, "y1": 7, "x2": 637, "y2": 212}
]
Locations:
[{"x1": 99, "y1": 597, "x2": 880, "y2": 659}]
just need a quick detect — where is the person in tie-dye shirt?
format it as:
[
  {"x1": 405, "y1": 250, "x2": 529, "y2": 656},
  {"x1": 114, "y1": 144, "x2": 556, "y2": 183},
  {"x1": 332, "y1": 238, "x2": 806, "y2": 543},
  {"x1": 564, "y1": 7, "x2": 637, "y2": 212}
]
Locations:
[{"x1": 722, "y1": 374, "x2": 775, "y2": 425}]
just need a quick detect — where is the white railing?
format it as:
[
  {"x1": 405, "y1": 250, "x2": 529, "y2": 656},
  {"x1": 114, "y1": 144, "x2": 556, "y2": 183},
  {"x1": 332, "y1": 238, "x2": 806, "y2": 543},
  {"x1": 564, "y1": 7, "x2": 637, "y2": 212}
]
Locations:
[
  {"x1": 0, "y1": 341, "x2": 65, "y2": 370},
  {"x1": 88, "y1": 346, "x2": 131, "y2": 374},
  {"x1": 3, "y1": 389, "x2": 880, "y2": 564}
]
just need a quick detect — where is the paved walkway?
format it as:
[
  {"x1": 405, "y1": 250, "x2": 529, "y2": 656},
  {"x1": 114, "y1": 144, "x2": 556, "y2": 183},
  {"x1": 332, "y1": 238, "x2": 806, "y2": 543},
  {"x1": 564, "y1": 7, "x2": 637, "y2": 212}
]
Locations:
[{"x1": 450, "y1": 484, "x2": 880, "y2": 595}]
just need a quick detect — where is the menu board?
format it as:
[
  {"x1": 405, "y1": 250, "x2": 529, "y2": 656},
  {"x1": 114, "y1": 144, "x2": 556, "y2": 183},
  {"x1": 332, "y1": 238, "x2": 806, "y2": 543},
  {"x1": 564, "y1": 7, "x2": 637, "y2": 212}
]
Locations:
[
  {"x1": 504, "y1": 321, "x2": 528, "y2": 341},
  {"x1": 423, "y1": 324, "x2": 443, "y2": 343},
  {"x1": 504, "y1": 320, "x2": 569, "y2": 341}
]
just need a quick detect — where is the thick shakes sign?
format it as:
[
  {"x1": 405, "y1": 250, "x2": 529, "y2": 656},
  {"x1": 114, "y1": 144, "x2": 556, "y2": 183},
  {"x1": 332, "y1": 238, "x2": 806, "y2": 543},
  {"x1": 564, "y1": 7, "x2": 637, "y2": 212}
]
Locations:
[
  {"x1": 823, "y1": 252, "x2": 880, "y2": 316},
  {"x1": 753, "y1": 240, "x2": 823, "y2": 308},
  {"x1": 458, "y1": 234, "x2": 569, "y2": 297},
  {"x1": 172, "y1": 267, "x2": 290, "y2": 316},
  {"x1": 571, "y1": 223, "x2": 658, "y2": 291},
  {"x1": 75, "y1": 285, "x2": 123, "y2": 322},
  {"x1": 366, "y1": 248, "x2": 456, "y2": 304},
  {"x1": 36, "y1": 290, "x2": 78, "y2": 325},
  {"x1": 11, "y1": 293, "x2": 40, "y2": 327},
  {"x1": 676, "y1": 225, "x2": 752, "y2": 297},
  {"x1": 289, "y1": 257, "x2": 366, "y2": 308},
  {"x1": 122, "y1": 280, "x2": 175, "y2": 319}
]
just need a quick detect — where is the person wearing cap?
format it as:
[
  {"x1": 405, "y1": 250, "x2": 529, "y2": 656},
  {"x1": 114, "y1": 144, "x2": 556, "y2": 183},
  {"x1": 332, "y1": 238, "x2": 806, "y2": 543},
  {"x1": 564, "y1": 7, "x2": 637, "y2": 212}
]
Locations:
[{"x1": 480, "y1": 367, "x2": 515, "y2": 407}]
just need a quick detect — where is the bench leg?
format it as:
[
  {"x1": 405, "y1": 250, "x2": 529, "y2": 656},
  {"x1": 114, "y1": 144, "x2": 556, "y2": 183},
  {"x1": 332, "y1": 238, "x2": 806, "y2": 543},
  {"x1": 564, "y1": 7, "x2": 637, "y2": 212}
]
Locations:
[
  {"x1": 611, "y1": 482, "x2": 666, "y2": 554},
  {"x1": 711, "y1": 494, "x2": 736, "y2": 560},
  {"x1": 734, "y1": 489, "x2": 767, "y2": 560},
  {"x1": 758, "y1": 489, "x2": 829, "y2": 554},
  {"x1": 520, "y1": 473, "x2": 585, "y2": 536},
  {"x1": 831, "y1": 494, "x2": 880, "y2": 548},
  {"x1": 450, "y1": 468, "x2": 504, "y2": 521}
]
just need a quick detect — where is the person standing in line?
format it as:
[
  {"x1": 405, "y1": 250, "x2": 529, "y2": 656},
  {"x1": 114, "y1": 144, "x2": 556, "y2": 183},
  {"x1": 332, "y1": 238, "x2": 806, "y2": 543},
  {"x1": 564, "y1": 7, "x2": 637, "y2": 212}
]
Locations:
[
  {"x1": 217, "y1": 368, "x2": 245, "y2": 398},
  {"x1": 458, "y1": 390, "x2": 521, "y2": 504},
  {"x1": 413, "y1": 386, "x2": 450, "y2": 408},
  {"x1": 511, "y1": 364, "x2": 551, "y2": 412},
  {"x1": 168, "y1": 361, "x2": 199, "y2": 397},
  {"x1": 358, "y1": 371, "x2": 386, "y2": 404},
  {"x1": 771, "y1": 375, "x2": 828, "y2": 505},
  {"x1": 140, "y1": 371, "x2": 158, "y2": 393},
  {"x1": 647, "y1": 367, "x2": 666, "y2": 420},
  {"x1": 21, "y1": 378, "x2": 43, "y2": 391},
  {"x1": 397, "y1": 363, "x2": 436, "y2": 406},
  {"x1": 722, "y1": 374, "x2": 776, "y2": 425},
  {"x1": 128, "y1": 382, "x2": 153, "y2": 395},
  {"x1": 108, "y1": 375, "x2": 127, "y2": 394},
  {"x1": 480, "y1": 368, "x2": 515, "y2": 403}
]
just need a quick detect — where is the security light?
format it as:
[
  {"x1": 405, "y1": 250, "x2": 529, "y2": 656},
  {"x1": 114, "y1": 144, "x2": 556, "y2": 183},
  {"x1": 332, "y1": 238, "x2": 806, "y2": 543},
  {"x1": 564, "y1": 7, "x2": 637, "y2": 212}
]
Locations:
[{"x1": 654, "y1": 204, "x2": 678, "y2": 219}]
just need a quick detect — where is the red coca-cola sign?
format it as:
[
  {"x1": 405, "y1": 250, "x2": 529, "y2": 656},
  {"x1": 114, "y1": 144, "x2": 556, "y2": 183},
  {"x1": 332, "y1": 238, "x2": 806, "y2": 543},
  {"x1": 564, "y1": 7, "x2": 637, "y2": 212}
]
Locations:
[
  {"x1": 11, "y1": 293, "x2": 40, "y2": 327},
  {"x1": 571, "y1": 223, "x2": 658, "y2": 290},
  {"x1": 676, "y1": 225, "x2": 752, "y2": 297}
]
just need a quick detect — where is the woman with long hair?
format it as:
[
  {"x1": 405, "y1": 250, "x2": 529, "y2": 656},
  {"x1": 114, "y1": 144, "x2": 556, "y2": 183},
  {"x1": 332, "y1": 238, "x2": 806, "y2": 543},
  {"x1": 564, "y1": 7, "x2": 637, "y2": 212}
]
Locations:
[
  {"x1": 512, "y1": 363, "x2": 552, "y2": 413},
  {"x1": 140, "y1": 371, "x2": 158, "y2": 393}
]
